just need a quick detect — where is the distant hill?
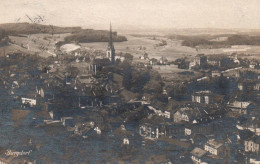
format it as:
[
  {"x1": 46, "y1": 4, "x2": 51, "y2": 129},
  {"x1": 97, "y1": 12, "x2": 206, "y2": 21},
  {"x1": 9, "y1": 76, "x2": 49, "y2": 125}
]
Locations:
[
  {"x1": 0, "y1": 22, "x2": 82, "y2": 35},
  {"x1": 167, "y1": 34, "x2": 260, "y2": 48},
  {"x1": 64, "y1": 29, "x2": 127, "y2": 43},
  {"x1": 0, "y1": 23, "x2": 127, "y2": 46},
  {"x1": 0, "y1": 28, "x2": 8, "y2": 46}
]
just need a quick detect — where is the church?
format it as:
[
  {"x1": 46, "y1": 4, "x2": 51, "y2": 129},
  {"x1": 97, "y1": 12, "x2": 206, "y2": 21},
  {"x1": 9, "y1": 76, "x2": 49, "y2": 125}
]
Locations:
[
  {"x1": 88, "y1": 24, "x2": 125, "y2": 74},
  {"x1": 106, "y1": 23, "x2": 116, "y2": 63},
  {"x1": 106, "y1": 24, "x2": 125, "y2": 63}
]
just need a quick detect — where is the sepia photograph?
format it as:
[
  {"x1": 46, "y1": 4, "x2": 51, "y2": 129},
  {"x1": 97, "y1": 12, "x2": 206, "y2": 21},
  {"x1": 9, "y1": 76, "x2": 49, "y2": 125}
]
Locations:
[{"x1": 0, "y1": 0, "x2": 260, "y2": 163}]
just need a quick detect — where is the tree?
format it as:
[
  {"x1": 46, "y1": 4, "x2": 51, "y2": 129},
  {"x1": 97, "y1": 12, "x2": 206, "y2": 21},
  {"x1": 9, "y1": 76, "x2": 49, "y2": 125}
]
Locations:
[{"x1": 124, "y1": 53, "x2": 133, "y2": 62}]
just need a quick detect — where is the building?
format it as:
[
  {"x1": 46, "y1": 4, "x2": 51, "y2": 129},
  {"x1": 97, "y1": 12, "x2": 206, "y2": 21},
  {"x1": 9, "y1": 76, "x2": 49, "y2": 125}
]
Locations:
[
  {"x1": 184, "y1": 123, "x2": 213, "y2": 136},
  {"x1": 21, "y1": 91, "x2": 37, "y2": 107},
  {"x1": 249, "y1": 61, "x2": 259, "y2": 69},
  {"x1": 140, "y1": 52, "x2": 149, "y2": 60},
  {"x1": 207, "y1": 56, "x2": 221, "y2": 66},
  {"x1": 192, "y1": 91, "x2": 212, "y2": 104},
  {"x1": 147, "y1": 106, "x2": 170, "y2": 119},
  {"x1": 123, "y1": 138, "x2": 130, "y2": 145},
  {"x1": 194, "y1": 54, "x2": 207, "y2": 66},
  {"x1": 165, "y1": 124, "x2": 185, "y2": 138},
  {"x1": 61, "y1": 117, "x2": 74, "y2": 127},
  {"x1": 139, "y1": 124, "x2": 159, "y2": 140},
  {"x1": 115, "y1": 55, "x2": 125, "y2": 62},
  {"x1": 189, "y1": 54, "x2": 207, "y2": 69},
  {"x1": 159, "y1": 57, "x2": 168, "y2": 65},
  {"x1": 245, "y1": 136, "x2": 260, "y2": 155},
  {"x1": 228, "y1": 100, "x2": 253, "y2": 115},
  {"x1": 237, "y1": 79, "x2": 259, "y2": 92},
  {"x1": 211, "y1": 71, "x2": 221, "y2": 77},
  {"x1": 190, "y1": 147, "x2": 208, "y2": 164},
  {"x1": 173, "y1": 107, "x2": 202, "y2": 123},
  {"x1": 204, "y1": 139, "x2": 224, "y2": 156},
  {"x1": 86, "y1": 112, "x2": 104, "y2": 126},
  {"x1": 106, "y1": 23, "x2": 115, "y2": 63},
  {"x1": 21, "y1": 97, "x2": 36, "y2": 107}
]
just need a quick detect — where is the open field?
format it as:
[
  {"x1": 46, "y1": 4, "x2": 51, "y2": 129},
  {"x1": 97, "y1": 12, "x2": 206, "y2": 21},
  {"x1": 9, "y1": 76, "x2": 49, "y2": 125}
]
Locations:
[
  {"x1": 0, "y1": 33, "x2": 70, "y2": 58},
  {"x1": 80, "y1": 35, "x2": 197, "y2": 61},
  {"x1": 1, "y1": 32, "x2": 260, "y2": 60},
  {"x1": 80, "y1": 34, "x2": 260, "y2": 61}
]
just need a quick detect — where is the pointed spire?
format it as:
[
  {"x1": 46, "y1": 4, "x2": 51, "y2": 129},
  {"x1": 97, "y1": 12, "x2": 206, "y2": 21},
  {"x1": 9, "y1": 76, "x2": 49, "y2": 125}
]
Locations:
[
  {"x1": 109, "y1": 22, "x2": 113, "y2": 44},
  {"x1": 107, "y1": 22, "x2": 115, "y2": 63}
]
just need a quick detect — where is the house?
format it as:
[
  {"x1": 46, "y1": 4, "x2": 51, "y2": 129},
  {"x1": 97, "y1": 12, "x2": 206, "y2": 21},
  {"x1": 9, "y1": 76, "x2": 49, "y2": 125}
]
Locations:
[
  {"x1": 211, "y1": 71, "x2": 221, "y2": 77},
  {"x1": 165, "y1": 124, "x2": 185, "y2": 138},
  {"x1": 228, "y1": 100, "x2": 253, "y2": 115},
  {"x1": 189, "y1": 61, "x2": 196, "y2": 69},
  {"x1": 191, "y1": 133, "x2": 209, "y2": 147},
  {"x1": 21, "y1": 97, "x2": 36, "y2": 107},
  {"x1": 21, "y1": 91, "x2": 37, "y2": 107},
  {"x1": 207, "y1": 55, "x2": 221, "y2": 66},
  {"x1": 61, "y1": 117, "x2": 74, "y2": 127},
  {"x1": 140, "y1": 52, "x2": 149, "y2": 60},
  {"x1": 159, "y1": 57, "x2": 168, "y2": 65},
  {"x1": 237, "y1": 79, "x2": 259, "y2": 92},
  {"x1": 85, "y1": 112, "x2": 104, "y2": 126},
  {"x1": 190, "y1": 147, "x2": 208, "y2": 164},
  {"x1": 91, "y1": 58, "x2": 111, "y2": 70},
  {"x1": 115, "y1": 55, "x2": 125, "y2": 62},
  {"x1": 147, "y1": 106, "x2": 170, "y2": 119},
  {"x1": 229, "y1": 54, "x2": 240, "y2": 64},
  {"x1": 149, "y1": 58, "x2": 158, "y2": 65},
  {"x1": 77, "y1": 74, "x2": 94, "y2": 86},
  {"x1": 139, "y1": 124, "x2": 159, "y2": 140},
  {"x1": 245, "y1": 136, "x2": 260, "y2": 155},
  {"x1": 36, "y1": 86, "x2": 45, "y2": 98},
  {"x1": 173, "y1": 107, "x2": 202, "y2": 123},
  {"x1": 195, "y1": 54, "x2": 207, "y2": 66},
  {"x1": 82, "y1": 126, "x2": 102, "y2": 138},
  {"x1": 238, "y1": 82, "x2": 244, "y2": 91},
  {"x1": 254, "y1": 82, "x2": 260, "y2": 91},
  {"x1": 114, "y1": 124, "x2": 133, "y2": 145},
  {"x1": 184, "y1": 123, "x2": 213, "y2": 136},
  {"x1": 204, "y1": 139, "x2": 224, "y2": 156},
  {"x1": 249, "y1": 61, "x2": 259, "y2": 69},
  {"x1": 250, "y1": 158, "x2": 260, "y2": 164},
  {"x1": 192, "y1": 91, "x2": 211, "y2": 104},
  {"x1": 54, "y1": 72, "x2": 66, "y2": 86},
  {"x1": 139, "y1": 124, "x2": 160, "y2": 140}
]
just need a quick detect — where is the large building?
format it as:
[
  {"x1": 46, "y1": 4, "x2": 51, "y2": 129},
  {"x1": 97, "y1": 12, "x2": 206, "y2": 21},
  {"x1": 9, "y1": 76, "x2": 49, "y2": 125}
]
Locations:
[{"x1": 106, "y1": 23, "x2": 115, "y2": 63}]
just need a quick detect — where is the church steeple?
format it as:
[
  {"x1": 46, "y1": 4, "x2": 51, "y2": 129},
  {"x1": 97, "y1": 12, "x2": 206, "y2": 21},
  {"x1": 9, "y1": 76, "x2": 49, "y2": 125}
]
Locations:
[{"x1": 107, "y1": 23, "x2": 115, "y2": 63}]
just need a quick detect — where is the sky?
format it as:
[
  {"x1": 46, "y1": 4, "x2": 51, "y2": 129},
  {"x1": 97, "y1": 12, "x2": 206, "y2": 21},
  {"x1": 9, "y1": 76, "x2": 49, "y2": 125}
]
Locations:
[{"x1": 0, "y1": 0, "x2": 260, "y2": 30}]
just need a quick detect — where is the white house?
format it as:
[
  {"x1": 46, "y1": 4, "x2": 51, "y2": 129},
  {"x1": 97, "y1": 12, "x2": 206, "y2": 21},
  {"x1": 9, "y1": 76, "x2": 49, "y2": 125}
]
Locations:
[
  {"x1": 21, "y1": 97, "x2": 36, "y2": 107},
  {"x1": 245, "y1": 136, "x2": 260, "y2": 154},
  {"x1": 191, "y1": 147, "x2": 208, "y2": 164},
  {"x1": 204, "y1": 139, "x2": 223, "y2": 156}
]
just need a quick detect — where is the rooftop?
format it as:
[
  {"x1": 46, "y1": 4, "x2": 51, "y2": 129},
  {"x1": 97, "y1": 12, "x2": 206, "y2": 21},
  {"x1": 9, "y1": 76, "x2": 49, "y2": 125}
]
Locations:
[
  {"x1": 191, "y1": 147, "x2": 207, "y2": 158},
  {"x1": 206, "y1": 139, "x2": 223, "y2": 149}
]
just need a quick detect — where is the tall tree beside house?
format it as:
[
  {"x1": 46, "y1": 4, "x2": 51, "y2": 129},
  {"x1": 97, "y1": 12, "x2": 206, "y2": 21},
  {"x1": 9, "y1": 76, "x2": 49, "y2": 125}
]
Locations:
[{"x1": 122, "y1": 60, "x2": 133, "y2": 90}]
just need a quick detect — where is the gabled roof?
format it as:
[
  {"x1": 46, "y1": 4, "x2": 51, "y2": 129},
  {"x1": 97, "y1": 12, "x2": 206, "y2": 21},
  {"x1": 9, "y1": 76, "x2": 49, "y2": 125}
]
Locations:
[
  {"x1": 206, "y1": 139, "x2": 223, "y2": 149},
  {"x1": 193, "y1": 90, "x2": 212, "y2": 96},
  {"x1": 175, "y1": 107, "x2": 204, "y2": 121},
  {"x1": 229, "y1": 101, "x2": 251, "y2": 109},
  {"x1": 191, "y1": 147, "x2": 207, "y2": 158}
]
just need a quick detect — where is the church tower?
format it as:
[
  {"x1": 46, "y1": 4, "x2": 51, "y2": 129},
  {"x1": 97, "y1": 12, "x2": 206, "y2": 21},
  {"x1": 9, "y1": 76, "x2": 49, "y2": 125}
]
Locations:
[{"x1": 106, "y1": 23, "x2": 115, "y2": 63}]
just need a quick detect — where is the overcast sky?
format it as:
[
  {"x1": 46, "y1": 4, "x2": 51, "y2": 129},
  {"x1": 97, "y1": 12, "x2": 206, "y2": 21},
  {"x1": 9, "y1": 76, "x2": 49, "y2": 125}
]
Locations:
[{"x1": 1, "y1": 0, "x2": 260, "y2": 30}]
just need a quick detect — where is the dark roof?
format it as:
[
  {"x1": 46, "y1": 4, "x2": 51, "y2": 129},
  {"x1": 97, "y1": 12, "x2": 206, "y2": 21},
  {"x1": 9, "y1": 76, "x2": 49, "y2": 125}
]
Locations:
[
  {"x1": 191, "y1": 147, "x2": 207, "y2": 158},
  {"x1": 248, "y1": 135, "x2": 260, "y2": 144},
  {"x1": 238, "y1": 129, "x2": 255, "y2": 141}
]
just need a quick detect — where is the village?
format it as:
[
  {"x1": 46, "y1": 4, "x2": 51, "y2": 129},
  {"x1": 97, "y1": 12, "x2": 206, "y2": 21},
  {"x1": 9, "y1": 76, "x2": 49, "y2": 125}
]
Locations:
[{"x1": 0, "y1": 25, "x2": 259, "y2": 163}]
